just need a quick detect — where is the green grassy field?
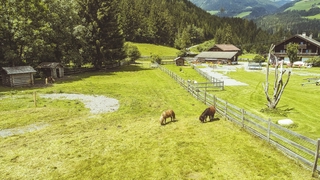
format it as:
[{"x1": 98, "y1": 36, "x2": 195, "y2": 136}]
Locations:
[
  {"x1": 132, "y1": 43, "x2": 179, "y2": 57},
  {"x1": 286, "y1": 0, "x2": 320, "y2": 11},
  {"x1": 165, "y1": 63, "x2": 320, "y2": 139},
  {"x1": 0, "y1": 65, "x2": 315, "y2": 179}
]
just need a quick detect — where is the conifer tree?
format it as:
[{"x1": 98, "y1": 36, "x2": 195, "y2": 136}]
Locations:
[{"x1": 77, "y1": 0, "x2": 125, "y2": 69}]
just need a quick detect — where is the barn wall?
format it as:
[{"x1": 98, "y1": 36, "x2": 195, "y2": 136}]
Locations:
[
  {"x1": 1, "y1": 74, "x2": 12, "y2": 86},
  {"x1": 59, "y1": 68, "x2": 64, "y2": 78},
  {"x1": 10, "y1": 73, "x2": 34, "y2": 87}
]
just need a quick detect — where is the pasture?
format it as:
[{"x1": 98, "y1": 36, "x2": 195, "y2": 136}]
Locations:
[
  {"x1": 166, "y1": 63, "x2": 320, "y2": 139},
  {"x1": 133, "y1": 43, "x2": 180, "y2": 57},
  {"x1": 0, "y1": 65, "x2": 314, "y2": 179},
  {"x1": 286, "y1": 0, "x2": 320, "y2": 11}
]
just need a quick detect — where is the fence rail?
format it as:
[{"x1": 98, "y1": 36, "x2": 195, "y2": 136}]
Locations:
[{"x1": 158, "y1": 64, "x2": 319, "y2": 174}]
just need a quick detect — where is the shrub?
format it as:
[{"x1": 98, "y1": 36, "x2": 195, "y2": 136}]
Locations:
[
  {"x1": 151, "y1": 54, "x2": 162, "y2": 64},
  {"x1": 124, "y1": 42, "x2": 141, "y2": 62},
  {"x1": 305, "y1": 56, "x2": 320, "y2": 67}
]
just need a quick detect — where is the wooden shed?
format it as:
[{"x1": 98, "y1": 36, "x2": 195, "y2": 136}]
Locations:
[
  {"x1": 195, "y1": 51, "x2": 238, "y2": 64},
  {"x1": 1, "y1": 66, "x2": 37, "y2": 87},
  {"x1": 174, "y1": 57, "x2": 185, "y2": 66},
  {"x1": 37, "y1": 62, "x2": 64, "y2": 78}
]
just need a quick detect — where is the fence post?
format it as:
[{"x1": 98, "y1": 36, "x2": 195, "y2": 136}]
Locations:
[
  {"x1": 225, "y1": 101, "x2": 228, "y2": 119},
  {"x1": 312, "y1": 139, "x2": 320, "y2": 177},
  {"x1": 267, "y1": 118, "x2": 271, "y2": 142},
  {"x1": 204, "y1": 88, "x2": 207, "y2": 105},
  {"x1": 33, "y1": 91, "x2": 37, "y2": 107}
]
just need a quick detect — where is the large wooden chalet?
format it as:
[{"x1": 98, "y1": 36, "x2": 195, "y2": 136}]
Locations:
[{"x1": 274, "y1": 33, "x2": 320, "y2": 60}]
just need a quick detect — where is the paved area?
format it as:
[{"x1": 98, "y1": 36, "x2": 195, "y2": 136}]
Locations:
[{"x1": 197, "y1": 64, "x2": 248, "y2": 86}]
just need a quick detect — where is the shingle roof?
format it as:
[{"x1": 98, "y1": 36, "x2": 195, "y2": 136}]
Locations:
[
  {"x1": 295, "y1": 34, "x2": 320, "y2": 47},
  {"x1": 195, "y1": 51, "x2": 238, "y2": 59},
  {"x1": 2, "y1": 66, "x2": 36, "y2": 75},
  {"x1": 275, "y1": 34, "x2": 320, "y2": 47},
  {"x1": 212, "y1": 44, "x2": 240, "y2": 51}
]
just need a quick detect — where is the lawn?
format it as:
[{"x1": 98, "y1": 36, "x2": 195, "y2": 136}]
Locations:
[
  {"x1": 0, "y1": 65, "x2": 314, "y2": 179},
  {"x1": 132, "y1": 42, "x2": 179, "y2": 57},
  {"x1": 163, "y1": 63, "x2": 320, "y2": 139}
]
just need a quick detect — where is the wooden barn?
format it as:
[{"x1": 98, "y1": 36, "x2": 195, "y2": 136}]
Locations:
[
  {"x1": 174, "y1": 57, "x2": 185, "y2": 66},
  {"x1": 1, "y1": 66, "x2": 37, "y2": 87},
  {"x1": 37, "y1": 62, "x2": 64, "y2": 78},
  {"x1": 195, "y1": 51, "x2": 238, "y2": 64},
  {"x1": 207, "y1": 44, "x2": 240, "y2": 53}
]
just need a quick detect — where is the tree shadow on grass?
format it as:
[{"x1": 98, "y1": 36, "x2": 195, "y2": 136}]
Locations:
[
  {"x1": 260, "y1": 105, "x2": 295, "y2": 117},
  {"x1": 0, "y1": 64, "x2": 155, "y2": 93}
]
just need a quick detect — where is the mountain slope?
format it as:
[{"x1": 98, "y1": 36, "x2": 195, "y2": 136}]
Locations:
[{"x1": 189, "y1": 0, "x2": 292, "y2": 18}]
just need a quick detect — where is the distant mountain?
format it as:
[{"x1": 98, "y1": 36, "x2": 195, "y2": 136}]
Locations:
[{"x1": 189, "y1": 0, "x2": 294, "y2": 19}]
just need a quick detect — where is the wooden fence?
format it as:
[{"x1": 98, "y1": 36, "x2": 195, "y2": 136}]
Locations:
[
  {"x1": 158, "y1": 64, "x2": 320, "y2": 174},
  {"x1": 158, "y1": 65, "x2": 224, "y2": 91},
  {"x1": 192, "y1": 65, "x2": 224, "y2": 89}
]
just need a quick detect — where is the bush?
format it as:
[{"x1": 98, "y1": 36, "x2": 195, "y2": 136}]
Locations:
[
  {"x1": 151, "y1": 54, "x2": 162, "y2": 64},
  {"x1": 252, "y1": 54, "x2": 266, "y2": 63},
  {"x1": 305, "y1": 56, "x2": 320, "y2": 67},
  {"x1": 124, "y1": 42, "x2": 141, "y2": 62}
]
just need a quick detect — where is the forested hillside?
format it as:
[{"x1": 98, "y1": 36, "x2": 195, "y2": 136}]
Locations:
[
  {"x1": 0, "y1": 0, "x2": 280, "y2": 69},
  {"x1": 255, "y1": 0, "x2": 320, "y2": 41}
]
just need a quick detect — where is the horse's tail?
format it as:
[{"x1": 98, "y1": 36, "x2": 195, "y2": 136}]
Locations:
[{"x1": 171, "y1": 110, "x2": 175, "y2": 119}]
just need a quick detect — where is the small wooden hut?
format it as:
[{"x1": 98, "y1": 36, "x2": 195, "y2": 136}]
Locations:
[
  {"x1": 37, "y1": 62, "x2": 64, "y2": 78},
  {"x1": 1, "y1": 66, "x2": 37, "y2": 87},
  {"x1": 174, "y1": 57, "x2": 185, "y2": 66}
]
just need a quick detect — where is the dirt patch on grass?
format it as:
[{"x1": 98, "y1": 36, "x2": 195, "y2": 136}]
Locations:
[
  {"x1": 0, "y1": 94, "x2": 119, "y2": 138},
  {"x1": 40, "y1": 93, "x2": 120, "y2": 114}
]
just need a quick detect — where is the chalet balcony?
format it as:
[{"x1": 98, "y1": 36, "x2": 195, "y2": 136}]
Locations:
[
  {"x1": 284, "y1": 44, "x2": 307, "y2": 49},
  {"x1": 274, "y1": 52, "x2": 318, "y2": 57}
]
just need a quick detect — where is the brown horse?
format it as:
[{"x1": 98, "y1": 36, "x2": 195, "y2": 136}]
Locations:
[
  {"x1": 160, "y1": 109, "x2": 175, "y2": 125},
  {"x1": 45, "y1": 76, "x2": 55, "y2": 84},
  {"x1": 199, "y1": 106, "x2": 216, "y2": 123}
]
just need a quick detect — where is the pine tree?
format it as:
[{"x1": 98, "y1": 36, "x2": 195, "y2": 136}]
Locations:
[{"x1": 77, "y1": 0, "x2": 125, "y2": 69}]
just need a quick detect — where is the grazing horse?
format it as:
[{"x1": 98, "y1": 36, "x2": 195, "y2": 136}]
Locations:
[
  {"x1": 160, "y1": 109, "x2": 175, "y2": 125},
  {"x1": 45, "y1": 76, "x2": 55, "y2": 84},
  {"x1": 199, "y1": 106, "x2": 216, "y2": 123}
]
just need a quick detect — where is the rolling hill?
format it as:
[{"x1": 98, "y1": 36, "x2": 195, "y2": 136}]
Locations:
[{"x1": 189, "y1": 0, "x2": 294, "y2": 18}]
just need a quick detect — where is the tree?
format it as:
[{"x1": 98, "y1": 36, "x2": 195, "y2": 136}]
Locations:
[
  {"x1": 77, "y1": 0, "x2": 125, "y2": 69},
  {"x1": 124, "y1": 42, "x2": 141, "y2": 62},
  {"x1": 253, "y1": 54, "x2": 265, "y2": 63},
  {"x1": 286, "y1": 42, "x2": 299, "y2": 66},
  {"x1": 263, "y1": 44, "x2": 291, "y2": 109}
]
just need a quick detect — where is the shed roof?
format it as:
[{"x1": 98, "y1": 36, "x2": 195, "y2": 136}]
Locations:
[
  {"x1": 174, "y1": 57, "x2": 184, "y2": 61},
  {"x1": 2, "y1": 66, "x2": 36, "y2": 75},
  {"x1": 37, "y1": 62, "x2": 64, "y2": 69},
  {"x1": 195, "y1": 51, "x2": 238, "y2": 59},
  {"x1": 210, "y1": 44, "x2": 240, "y2": 51}
]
